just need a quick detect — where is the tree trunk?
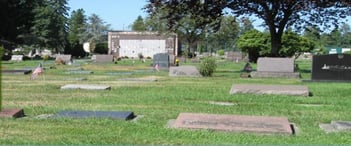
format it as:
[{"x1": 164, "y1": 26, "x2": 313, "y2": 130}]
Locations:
[{"x1": 269, "y1": 31, "x2": 283, "y2": 57}]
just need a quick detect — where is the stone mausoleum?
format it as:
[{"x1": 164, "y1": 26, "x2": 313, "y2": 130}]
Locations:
[{"x1": 107, "y1": 31, "x2": 179, "y2": 59}]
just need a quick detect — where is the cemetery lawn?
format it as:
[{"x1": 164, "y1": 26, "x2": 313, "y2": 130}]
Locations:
[{"x1": 1, "y1": 59, "x2": 351, "y2": 144}]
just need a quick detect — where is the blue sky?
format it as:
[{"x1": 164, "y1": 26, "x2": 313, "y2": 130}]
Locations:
[{"x1": 68, "y1": 0, "x2": 148, "y2": 31}]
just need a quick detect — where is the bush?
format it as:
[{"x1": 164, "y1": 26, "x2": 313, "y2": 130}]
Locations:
[
  {"x1": 199, "y1": 57, "x2": 217, "y2": 77},
  {"x1": 217, "y1": 49, "x2": 225, "y2": 56},
  {"x1": 94, "y1": 43, "x2": 108, "y2": 54}
]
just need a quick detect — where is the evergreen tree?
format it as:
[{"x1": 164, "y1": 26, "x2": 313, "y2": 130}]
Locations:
[
  {"x1": 131, "y1": 16, "x2": 146, "y2": 31},
  {"x1": 67, "y1": 9, "x2": 87, "y2": 57}
]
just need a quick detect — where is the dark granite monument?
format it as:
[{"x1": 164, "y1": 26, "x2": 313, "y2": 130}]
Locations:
[
  {"x1": 311, "y1": 54, "x2": 351, "y2": 82},
  {"x1": 54, "y1": 110, "x2": 135, "y2": 120},
  {"x1": 170, "y1": 113, "x2": 293, "y2": 135},
  {"x1": 153, "y1": 53, "x2": 169, "y2": 69}
]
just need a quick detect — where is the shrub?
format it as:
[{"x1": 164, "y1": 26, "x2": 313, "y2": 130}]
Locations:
[
  {"x1": 94, "y1": 43, "x2": 108, "y2": 54},
  {"x1": 199, "y1": 57, "x2": 217, "y2": 77},
  {"x1": 217, "y1": 49, "x2": 225, "y2": 56}
]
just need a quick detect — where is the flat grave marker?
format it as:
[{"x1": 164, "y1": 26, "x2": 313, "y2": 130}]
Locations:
[
  {"x1": 2, "y1": 69, "x2": 32, "y2": 74},
  {"x1": 169, "y1": 66, "x2": 201, "y2": 77},
  {"x1": 0, "y1": 108, "x2": 25, "y2": 118},
  {"x1": 54, "y1": 110, "x2": 135, "y2": 120},
  {"x1": 320, "y1": 121, "x2": 351, "y2": 133},
  {"x1": 65, "y1": 70, "x2": 93, "y2": 74},
  {"x1": 229, "y1": 84, "x2": 310, "y2": 96},
  {"x1": 170, "y1": 113, "x2": 293, "y2": 135},
  {"x1": 55, "y1": 54, "x2": 72, "y2": 64},
  {"x1": 61, "y1": 84, "x2": 111, "y2": 90}
]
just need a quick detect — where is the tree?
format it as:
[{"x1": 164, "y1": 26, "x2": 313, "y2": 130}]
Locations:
[
  {"x1": 131, "y1": 16, "x2": 146, "y2": 31},
  {"x1": 0, "y1": 0, "x2": 38, "y2": 48},
  {"x1": 67, "y1": 9, "x2": 87, "y2": 57},
  {"x1": 237, "y1": 29, "x2": 269, "y2": 62},
  {"x1": 145, "y1": 0, "x2": 350, "y2": 57},
  {"x1": 80, "y1": 14, "x2": 110, "y2": 53},
  {"x1": 30, "y1": 0, "x2": 69, "y2": 53},
  {"x1": 207, "y1": 16, "x2": 240, "y2": 52}
]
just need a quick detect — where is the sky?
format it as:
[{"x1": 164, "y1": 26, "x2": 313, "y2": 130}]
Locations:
[
  {"x1": 68, "y1": 0, "x2": 148, "y2": 31},
  {"x1": 67, "y1": 1, "x2": 350, "y2": 32}
]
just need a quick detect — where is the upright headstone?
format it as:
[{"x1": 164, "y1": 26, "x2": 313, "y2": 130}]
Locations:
[
  {"x1": 311, "y1": 54, "x2": 351, "y2": 82},
  {"x1": 250, "y1": 57, "x2": 300, "y2": 78},
  {"x1": 92, "y1": 55, "x2": 114, "y2": 63},
  {"x1": 55, "y1": 54, "x2": 71, "y2": 64},
  {"x1": 153, "y1": 53, "x2": 169, "y2": 69},
  {"x1": 226, "y1": 51, "x2": 243, "y2": 62},
  {"x1": 10, "y1": 55, "x2": 23, "y2": 62}
]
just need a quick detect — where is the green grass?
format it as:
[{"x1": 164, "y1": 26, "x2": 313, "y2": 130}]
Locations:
[{"x1": 1, "y1": 58, "x2": 351, "y2": 144}]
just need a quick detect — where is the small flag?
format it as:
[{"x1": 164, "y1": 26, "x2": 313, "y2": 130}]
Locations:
[
  {"x1": 31, "y1": 63, "x2": 43, "y2": 80},
  {"x1": 154, "y1": 64, "x2": 160, "y2": 72}
]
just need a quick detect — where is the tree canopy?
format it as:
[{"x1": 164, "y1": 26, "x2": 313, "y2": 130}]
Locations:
[{"x1": 145, "y1": 0, "x2": 351, "y2": 57}]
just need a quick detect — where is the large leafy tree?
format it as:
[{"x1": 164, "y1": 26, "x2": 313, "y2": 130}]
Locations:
[
  {"x1": 145, "y1": 0, "x2": 350, "y2": 57},
  {"x1": 207, "y1": 16, "x2": 240, "y2": 52},
  {"x1": 30, "y1": 0, "x2": 69, "y2": 53},
  {"x1": 67, "y1": 9, "x2": 87, "y2": 57}
]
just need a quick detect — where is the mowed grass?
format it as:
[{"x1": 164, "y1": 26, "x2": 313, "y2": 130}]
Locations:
[{"x1": 1, "y1": 58, "x2": 351, "y2": 144}]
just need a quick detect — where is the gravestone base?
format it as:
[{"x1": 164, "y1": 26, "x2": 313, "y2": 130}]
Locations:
[
  {"x1": 0, "y1": 108, "x2": 25, "y2": 118},
  {"x1": 53, "y1": 110, "x2": 135, "y2": 120},
  {"x1": 250, "y1": 71, "x2": 300, "y2": 78},
  {"x1": 170, "y1": 113, "x2": 294, "y2": 135}
]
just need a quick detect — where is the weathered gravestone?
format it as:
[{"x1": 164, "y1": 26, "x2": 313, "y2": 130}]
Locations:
[
  {"x1": 311, "y1": 54, "x2": 351, "y2": 82},
  {"x1": 250, "y1": 57, "x2": 300, "y2": 78},
  {"x1": 54, "y1": 110, "x2": 135, "y2": 120},
  {"x1": 170, "y1": 113, "x2": 294, "y2": 135},
  {"x1": 169, "y1": 66, "x2": 202, "y2": 77},
  {"x1": 92, "y1": 55, "x2": 114, "y2": 63},
  {"x1": 153, "y1": 53, "x2": 169, "y2": 69},
  {"x1": 10, "y1": 55, "x2": 23, "y2": 62},
  {"x1": 320, "y1": 121, "x2": 351, "y2": 133},
  {"x1": 229, "y1": 84, "x2": 310, "y2": 96},
  {"x1": 227, "y1": 51, "x2": 243, "y2": 62},
  {"x1": 61, "y1": 84, "x2": 111, "y2": 90},
  {"x1": 55, "y1": 54, "x2": 71, "y2": 64}
]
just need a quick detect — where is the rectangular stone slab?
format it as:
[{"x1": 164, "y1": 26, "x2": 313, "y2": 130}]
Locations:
[
  {"x1": 229, "y1": 84, "x2": 309, "y2": 96},
  {"x1": 2, "y1": 69, "x2": 32, "y2": 74},
  {"x1": 61, "y1": 84, "x2": 111, "y2": 90},
  {"x1": 54, "y1": 110, "x2": 135, "y2": 120},
  {"x1": 0, "y1": 108, "x2": 25, "y2": 118},
  {"x1": 172, "y1": 113, "x2": 293, "y2": 135}
]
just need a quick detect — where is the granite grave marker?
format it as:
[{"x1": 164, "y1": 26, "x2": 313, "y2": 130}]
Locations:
[
  {"x1": 311, "y1": 54, "x2": 351, "y2": 82},
  {"x1": 153, "y1": 53, "x2": 169, "y2": 69},
  {"x1": 170, "y1": 113, "x2": 293, "y2": 135},
  {"x1": 229, "y1": 84, "x2": 310, "y2": 96},
  {"x1": 250, "y1": 57, "x2": 300, "y2": 78}
]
